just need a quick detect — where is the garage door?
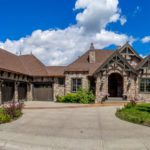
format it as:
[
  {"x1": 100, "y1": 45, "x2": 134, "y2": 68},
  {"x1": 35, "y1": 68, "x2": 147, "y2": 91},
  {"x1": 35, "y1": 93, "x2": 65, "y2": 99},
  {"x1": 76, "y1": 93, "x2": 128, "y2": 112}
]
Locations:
[
  {"x1": 33, "y1": 84, "x2": 53, "y2": 101},
  {"x1": 2, "y1": 82, "x2": 14, "y2": 103},
  {"x1": 18, "y1": 83, "x2": 27, "y2": 101}
]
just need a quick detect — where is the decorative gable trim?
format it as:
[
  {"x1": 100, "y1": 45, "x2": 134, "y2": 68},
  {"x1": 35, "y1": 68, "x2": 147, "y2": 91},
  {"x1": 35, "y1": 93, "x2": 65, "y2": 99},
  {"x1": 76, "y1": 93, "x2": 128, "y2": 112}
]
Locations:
[
  {"x1": 136, "y1": 55, "x2": 150, "y2": 70},
  {"x1": 119, "y1": 42, "x2": 142, "y2": 60},
  {"x1": 94, "y1": 51, "x2": 137, "y2": 74}
]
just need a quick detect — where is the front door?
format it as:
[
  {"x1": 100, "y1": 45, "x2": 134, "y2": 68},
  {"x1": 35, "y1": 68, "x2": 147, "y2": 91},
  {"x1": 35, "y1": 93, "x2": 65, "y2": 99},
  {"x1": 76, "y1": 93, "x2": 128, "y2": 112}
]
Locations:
[{"x1": 108, "y1": 73, "x2": 123, "y2": 97}]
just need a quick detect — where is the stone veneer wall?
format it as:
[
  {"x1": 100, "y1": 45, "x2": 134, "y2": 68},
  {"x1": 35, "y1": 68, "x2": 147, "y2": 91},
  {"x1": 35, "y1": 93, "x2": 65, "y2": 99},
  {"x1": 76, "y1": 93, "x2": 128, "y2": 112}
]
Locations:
[
  {"x1": 65, "y1": 72, "x2": 89, "y2": 95},
  {"x1": 137, "y1": 72, "x2": 150, "y2": 102},
  {"x1": 95, "y1": 70, "x2": 138, "y2": 103},
  {"x1": 53, "y1": 78, "x2": 65, "y2": 101}
]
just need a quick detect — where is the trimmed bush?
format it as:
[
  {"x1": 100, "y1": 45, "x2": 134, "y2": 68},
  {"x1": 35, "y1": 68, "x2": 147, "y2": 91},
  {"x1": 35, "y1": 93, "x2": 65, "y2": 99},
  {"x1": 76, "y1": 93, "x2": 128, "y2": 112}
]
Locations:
[{"x1": 56, "y1": 88, "x2": 95, "y2": 104}]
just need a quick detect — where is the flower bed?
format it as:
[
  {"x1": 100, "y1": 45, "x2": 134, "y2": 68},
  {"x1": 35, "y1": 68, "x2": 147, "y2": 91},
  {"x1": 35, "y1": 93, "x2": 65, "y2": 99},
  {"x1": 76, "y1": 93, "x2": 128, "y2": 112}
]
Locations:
[
  {"x1": 56, "y1": 88, "x2": 95, "y2": 104},
  {"x1": 0, "y1": 101, "x2": 24, "y2": 124}
]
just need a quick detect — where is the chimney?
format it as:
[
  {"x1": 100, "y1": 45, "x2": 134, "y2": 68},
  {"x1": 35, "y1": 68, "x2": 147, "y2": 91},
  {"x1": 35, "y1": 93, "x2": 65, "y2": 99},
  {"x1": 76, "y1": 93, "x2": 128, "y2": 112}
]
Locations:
[
  {"x1": 116, "y1": 45, "x2": 121, "y2": 50},
  {"x1": 89, "y1": 43, "x2": 95, "y2": 63}
]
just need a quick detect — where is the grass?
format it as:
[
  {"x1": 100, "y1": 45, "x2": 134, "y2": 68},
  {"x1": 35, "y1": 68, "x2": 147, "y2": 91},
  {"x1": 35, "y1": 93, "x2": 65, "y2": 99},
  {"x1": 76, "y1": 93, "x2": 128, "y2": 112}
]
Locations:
[{"x1": 116, "y1": 103, "x2": 150, "y2": 126}]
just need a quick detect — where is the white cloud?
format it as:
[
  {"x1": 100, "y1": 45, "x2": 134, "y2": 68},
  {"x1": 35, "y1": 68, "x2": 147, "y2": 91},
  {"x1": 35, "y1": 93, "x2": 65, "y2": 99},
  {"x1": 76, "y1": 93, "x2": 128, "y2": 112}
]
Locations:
[
  {"x1": 75, "y1": 0, "x2": 121, "y2": 33},
  {"x1": 0, "y1": 0, "x2": 132, "y2": 66},
  {"x1": 120, "y1": 16, "x2": 127, "y2": 25},
  {"x1": 142, "y1": 36, "x2": 150, "y2": 43}
]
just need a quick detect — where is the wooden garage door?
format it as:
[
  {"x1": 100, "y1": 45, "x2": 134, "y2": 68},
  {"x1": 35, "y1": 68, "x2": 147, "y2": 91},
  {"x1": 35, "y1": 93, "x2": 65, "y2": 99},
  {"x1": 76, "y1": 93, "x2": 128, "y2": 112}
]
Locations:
[
  {"x1": 18, "y1": 83, "x2": 27, "y2": 101},
  {"x1": 33, "y1": 84, "x2": 53, "y2": 101},
  {"x1": 2, "y1": 82, "x2": 14, "y2": 103}
]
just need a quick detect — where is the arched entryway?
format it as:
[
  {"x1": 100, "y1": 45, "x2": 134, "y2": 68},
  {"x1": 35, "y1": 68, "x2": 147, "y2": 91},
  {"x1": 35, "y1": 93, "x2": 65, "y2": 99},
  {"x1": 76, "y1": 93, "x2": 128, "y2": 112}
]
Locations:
[{"x1": 108, "y1": 73, "x2": 123, "y2": 97}]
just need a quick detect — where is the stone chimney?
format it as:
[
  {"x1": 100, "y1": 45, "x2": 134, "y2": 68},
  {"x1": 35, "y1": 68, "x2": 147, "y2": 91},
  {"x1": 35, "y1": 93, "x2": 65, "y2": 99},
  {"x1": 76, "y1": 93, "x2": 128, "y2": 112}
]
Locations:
[
  {"x1": 89, "y1": 43, "x2": 95, "y2": 63},
  {"x1": 116, "y1": 45, "x2": 121, "y2": 50}
]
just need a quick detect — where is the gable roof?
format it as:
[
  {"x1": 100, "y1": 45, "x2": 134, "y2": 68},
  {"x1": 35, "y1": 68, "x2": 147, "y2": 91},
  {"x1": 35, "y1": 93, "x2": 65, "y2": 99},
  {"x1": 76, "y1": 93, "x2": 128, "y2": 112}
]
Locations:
[
  {"x1": 94, "y1": 51, "x2": 137, "y2": 74},
  {"x1": 19, "y1": 54, "x2": 48, "y2": 77},
  {"x1": 66, "y1": 49, "x2": 115, "y2": 74}
]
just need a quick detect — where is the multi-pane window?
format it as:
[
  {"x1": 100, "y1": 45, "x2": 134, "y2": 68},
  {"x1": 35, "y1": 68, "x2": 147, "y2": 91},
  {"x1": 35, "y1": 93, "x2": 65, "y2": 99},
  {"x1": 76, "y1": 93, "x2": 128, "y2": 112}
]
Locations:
[
  {"x1": 139, "y1": 78, "x2": 150, "y2": 93},
  {"x1": 58, "y1": 78, "x2": 65, "y2": 86},
  {"x1": 72, "y1": 78, "x2": 82, "y2": 92}
]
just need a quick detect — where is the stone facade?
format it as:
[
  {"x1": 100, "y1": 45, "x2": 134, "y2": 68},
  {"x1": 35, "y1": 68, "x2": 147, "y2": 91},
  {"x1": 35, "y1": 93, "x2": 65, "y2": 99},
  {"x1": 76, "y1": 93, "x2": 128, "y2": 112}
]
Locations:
[
  {"x1": 0, "y1": 42, "x2": 150, "y2": 104},
  {"x1": 53, "y1": 78, "x2": 65, "y2": 101},
  {"x1": 64, "y1": 72, "x2": 88, "y2": 94}
]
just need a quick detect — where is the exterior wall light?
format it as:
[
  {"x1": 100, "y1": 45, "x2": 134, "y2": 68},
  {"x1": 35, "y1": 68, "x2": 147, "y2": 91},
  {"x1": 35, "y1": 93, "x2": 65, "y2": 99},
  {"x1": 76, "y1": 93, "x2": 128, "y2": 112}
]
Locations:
[{"x1": 128, "y1": 79, "x2": 131, "y2": 86}]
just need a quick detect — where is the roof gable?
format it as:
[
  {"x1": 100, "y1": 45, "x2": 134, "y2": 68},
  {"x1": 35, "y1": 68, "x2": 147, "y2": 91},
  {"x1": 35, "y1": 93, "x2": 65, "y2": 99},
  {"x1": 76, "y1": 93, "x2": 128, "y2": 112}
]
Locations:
[
  {"x1": 119, "y1": 42, "x2": 142, "y2": 60},
  {"x1": 136, "y1": 55, "x2": 150, "y2": 70},
  {"x1": 94, "y1": 51, "x2": 136, "y2": 74}
]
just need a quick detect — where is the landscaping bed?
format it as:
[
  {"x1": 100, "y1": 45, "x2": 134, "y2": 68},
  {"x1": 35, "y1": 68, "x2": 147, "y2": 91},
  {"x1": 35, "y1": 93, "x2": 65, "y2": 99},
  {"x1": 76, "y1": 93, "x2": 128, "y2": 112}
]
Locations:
[
  {"x1": 116, "y1": 102, "x2": 150, "y2": 127},
  {"x1": 0, "y1": 101, "x2": 24, "y2": 124},
  {"x1": 56, "y1": 88, "x2": 95, "y2": 104}
]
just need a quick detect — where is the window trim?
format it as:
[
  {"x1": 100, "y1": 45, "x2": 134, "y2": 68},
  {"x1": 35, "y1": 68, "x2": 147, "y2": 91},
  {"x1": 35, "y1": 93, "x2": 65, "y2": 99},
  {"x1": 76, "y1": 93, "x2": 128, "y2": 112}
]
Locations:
[
  {"x1": 139, "y1": 78, "x2": 150, "y2": 94},
  {"x1": 71, "y1": 78, "x2": 82, "y2": 93}
]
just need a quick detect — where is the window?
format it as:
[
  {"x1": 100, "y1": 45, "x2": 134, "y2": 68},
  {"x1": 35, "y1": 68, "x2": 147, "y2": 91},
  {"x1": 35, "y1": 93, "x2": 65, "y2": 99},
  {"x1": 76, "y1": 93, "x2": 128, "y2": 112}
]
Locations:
[
  {"x1": 139, "y1": 78, "x2": 150, "y2": 93},
  {"x1": 58, "y1": 78, "x2": 65, "y2": 86},
  {"x1": 72, "y1": 78, "x2": 82, "y2": 92}
]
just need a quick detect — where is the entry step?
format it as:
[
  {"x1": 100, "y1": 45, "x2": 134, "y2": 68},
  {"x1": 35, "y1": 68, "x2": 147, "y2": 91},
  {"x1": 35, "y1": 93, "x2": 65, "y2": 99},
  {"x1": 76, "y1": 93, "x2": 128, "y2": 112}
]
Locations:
[{"x1": 104, "y1": 97, "x2": 129, "y2": 104}]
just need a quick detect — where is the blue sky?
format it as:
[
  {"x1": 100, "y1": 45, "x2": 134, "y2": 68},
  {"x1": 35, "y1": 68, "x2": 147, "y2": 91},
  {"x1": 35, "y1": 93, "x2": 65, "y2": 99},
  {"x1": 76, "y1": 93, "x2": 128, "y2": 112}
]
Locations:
[{"x1": 0, "y1": 0, "x2": 149, "y2": 65}]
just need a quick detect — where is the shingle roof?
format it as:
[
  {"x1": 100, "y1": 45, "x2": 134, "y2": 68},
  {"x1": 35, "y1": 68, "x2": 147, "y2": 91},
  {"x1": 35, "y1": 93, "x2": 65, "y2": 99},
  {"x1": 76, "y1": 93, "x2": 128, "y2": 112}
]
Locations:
[
  {"x1": 19, "y1": 54, "x2": 48, "y2": 77},
  {"x1": 66, "y1": 49, "x2": 115, "y2": 74},
  {"x1": 0, "y1": 44, "x2": 145, "y2": 77},
  {"x1": 0, "y1": 48, "x2": 28, "y2": 75},
  {"x1": 46, "y1": 66, "x2": 66, "y2": 76}
]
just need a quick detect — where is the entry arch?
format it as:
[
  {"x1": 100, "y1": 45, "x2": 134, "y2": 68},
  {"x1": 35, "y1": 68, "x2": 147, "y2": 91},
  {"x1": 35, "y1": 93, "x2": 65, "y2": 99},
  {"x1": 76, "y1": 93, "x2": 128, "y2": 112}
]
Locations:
[{"x1": 108, "y1": 73, "x2": 123, "y2": 97}]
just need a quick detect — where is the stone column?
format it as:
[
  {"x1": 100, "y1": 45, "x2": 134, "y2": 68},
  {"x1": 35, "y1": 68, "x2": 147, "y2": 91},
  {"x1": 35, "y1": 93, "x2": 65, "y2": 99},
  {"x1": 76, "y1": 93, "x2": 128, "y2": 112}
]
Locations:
[
  {"x1": 53, "y1": 78, "x2": 57, "y2": 102},
  {"x1": 27, "y1": 83, "x2": 33, "y2": 101},
  {"x1": 14, "y1": 81, "x2": 19, "y2": 102}
]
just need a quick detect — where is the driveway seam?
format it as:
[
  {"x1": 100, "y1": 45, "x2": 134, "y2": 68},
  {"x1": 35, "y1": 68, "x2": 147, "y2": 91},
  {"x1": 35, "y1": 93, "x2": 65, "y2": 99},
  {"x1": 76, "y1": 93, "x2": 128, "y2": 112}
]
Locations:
[{"x1": 96, "y1": 107, "x2": 105, "y2": 150}]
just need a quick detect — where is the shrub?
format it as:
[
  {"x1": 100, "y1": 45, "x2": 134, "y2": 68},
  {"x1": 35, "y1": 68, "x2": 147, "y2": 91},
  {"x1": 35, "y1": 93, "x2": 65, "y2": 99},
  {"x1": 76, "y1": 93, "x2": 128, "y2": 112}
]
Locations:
[
  {"x1": 0, "y1": 113, "x2": 11, "y2": 123},
  {"x1": 3, "y1": 101, "x2": 24, "y2": 118},
  {"x1": 13, "y1": 110, "x2": 22, "y2": 118},
  {"x1": 56, "y1": 88, "x2": 95, "y2": 104}
]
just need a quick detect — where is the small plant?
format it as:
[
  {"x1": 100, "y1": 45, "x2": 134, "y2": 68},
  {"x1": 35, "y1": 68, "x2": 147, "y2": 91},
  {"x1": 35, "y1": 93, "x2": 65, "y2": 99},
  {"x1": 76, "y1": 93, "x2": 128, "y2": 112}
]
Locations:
[
  {"x1": 101, "y1": 93, "x2": 110, "y2": 103},
  {"x1": 123, "y1": 94, "x2": 127, "y2": 100}
]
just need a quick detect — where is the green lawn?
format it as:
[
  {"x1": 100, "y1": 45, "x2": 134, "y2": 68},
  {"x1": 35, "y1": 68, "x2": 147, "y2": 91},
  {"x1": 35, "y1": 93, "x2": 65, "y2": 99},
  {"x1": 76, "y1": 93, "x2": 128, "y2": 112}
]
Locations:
[{"x1": 116, "y1": 103, "x2": 150, "y2": 126}]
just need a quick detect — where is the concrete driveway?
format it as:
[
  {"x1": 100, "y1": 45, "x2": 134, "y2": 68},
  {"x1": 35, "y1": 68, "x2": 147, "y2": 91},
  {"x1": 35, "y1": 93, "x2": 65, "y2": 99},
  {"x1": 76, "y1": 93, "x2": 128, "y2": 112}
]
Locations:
[{"x1": 0, "y1": 102, "x2": 150, "y2": 150}]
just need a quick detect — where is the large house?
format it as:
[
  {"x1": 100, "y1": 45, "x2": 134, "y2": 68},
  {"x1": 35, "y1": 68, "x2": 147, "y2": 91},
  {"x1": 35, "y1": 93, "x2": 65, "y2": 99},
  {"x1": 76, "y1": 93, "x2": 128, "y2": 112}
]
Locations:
[{"x1": 0, "y1": 42, "x2": 150, "y2": 104}]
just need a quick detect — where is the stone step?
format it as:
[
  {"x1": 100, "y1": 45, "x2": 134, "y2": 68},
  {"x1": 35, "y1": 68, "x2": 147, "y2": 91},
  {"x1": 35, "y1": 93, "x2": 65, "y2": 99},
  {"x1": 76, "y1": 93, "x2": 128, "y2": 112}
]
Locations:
[
  {"x1": 108, "y1": 97, "x2": 123, "y2": 101},
  {"x1": 104, "y1": 97, "x2": 129, "y2": 104}
]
